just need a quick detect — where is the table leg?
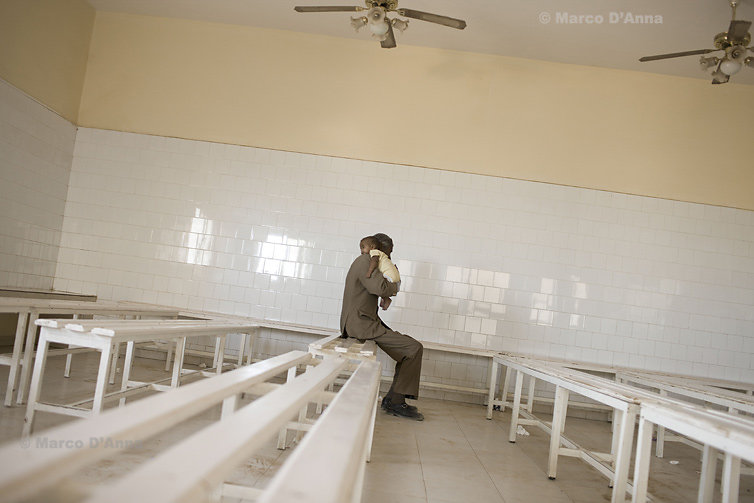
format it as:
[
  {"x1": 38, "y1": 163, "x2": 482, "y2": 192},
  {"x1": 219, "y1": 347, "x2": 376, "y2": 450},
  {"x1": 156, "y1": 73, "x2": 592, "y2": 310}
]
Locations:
[
  {"x1": 4, "y1": 311, "x2": 28, "y2": 406},
  {"x1": 22, "y1": 330, "x2": 50, "y2": 437},
  {"x1": 17, "y1": 310, "x2": 39, "y2": 405}
]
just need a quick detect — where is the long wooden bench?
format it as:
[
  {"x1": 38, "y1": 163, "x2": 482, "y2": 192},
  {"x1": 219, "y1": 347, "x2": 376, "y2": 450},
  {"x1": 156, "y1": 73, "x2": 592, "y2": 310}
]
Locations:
[
  {"x1": 493, "y1": 353, "x2": 754, "y2": 503},
  {"x1": 495, "y1": 353, "x2": 642, "y2": 503},
  {"x1": 632, "y1": 400, "x2": 754, "y2": 503},
  {"x1": 22, "y1": 318, "x2": 257, "y2": 436},
  {"x1": 0, "y1": 298, "x2": 180, "y2": 406},
  {"x1": 0, "y1": 350, "x2": 310, "y2": 502},
  {"x1": 616, "y1": 369, "x2": 754, "y2": 459},
  {"x1": 0, "y1": 349, "x2": 381, "y2": 503}
]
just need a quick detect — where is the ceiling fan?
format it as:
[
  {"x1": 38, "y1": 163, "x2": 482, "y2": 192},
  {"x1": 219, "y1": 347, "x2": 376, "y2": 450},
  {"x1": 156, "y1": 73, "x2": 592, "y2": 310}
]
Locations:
[
  {"x1": 294, "y1": 0, "x2": 466, "y2": 48},
  {"x1": 639, "y1": 0, "x2": 753, "y2": 84}
]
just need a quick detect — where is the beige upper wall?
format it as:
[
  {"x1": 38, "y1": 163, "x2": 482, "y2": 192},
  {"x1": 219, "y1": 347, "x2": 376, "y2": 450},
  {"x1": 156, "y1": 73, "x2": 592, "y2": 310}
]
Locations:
[
  {"x1": 0, "y1": 0, "x2": 95, "y2": 123},
  {"x1": 26, "y1": 10, "x2": 754, "y2": 211}
]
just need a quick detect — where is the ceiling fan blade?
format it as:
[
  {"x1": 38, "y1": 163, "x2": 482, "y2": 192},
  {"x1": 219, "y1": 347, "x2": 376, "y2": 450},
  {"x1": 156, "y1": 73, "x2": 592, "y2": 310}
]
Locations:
[
  {"x1": 639, "y1": 49, "x2": 716, "y2": 62},
  {"x1": 381, "y1": 22, "x2": 397, "y2": 48},
  {"x1": 727, "y1": 20, "x2": 752, "y2": 42},
  {"x1": 294, "y1": 6, "x2": 362, "y2": 13},
  {"x1": 396, "y1": 8, "x2": 466, "y2": 29},
  {"x1": 712, "y1": 74, "x2": 730, "y2": 84}
]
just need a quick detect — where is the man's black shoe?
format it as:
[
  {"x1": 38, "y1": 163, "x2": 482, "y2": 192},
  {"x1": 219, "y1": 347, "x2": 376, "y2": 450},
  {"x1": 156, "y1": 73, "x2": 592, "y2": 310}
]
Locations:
[
  {"x1": 384, "y1": 400, "x2": 424, "y2": 421},
  {"x1": 381, "y1": 396, "x2": 391, "y2": 410}
]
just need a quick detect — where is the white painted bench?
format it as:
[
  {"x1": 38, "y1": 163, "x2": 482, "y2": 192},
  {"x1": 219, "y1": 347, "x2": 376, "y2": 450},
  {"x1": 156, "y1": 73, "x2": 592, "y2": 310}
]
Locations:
[
  {"x1": 0, "y1": 350, "x2": 312, "y2": 502},
  {"x1": 22, "y1": 318, "x2": 257, "y2": 436},
  {"x1": 0, "y1": 349, "x2": 381, "y2": 503},
  {"x1": 86, "y1": 357, "x2": 381, "y2": 503},
  {"x1": 309, "y1": 333, "x2": 378, "y2": 362},
  {"x1": 494, "y1": 353, "x2": 754, "y2": 503},
  {"x1": 616, "y1": 369, "x2": 754, "y2": 459},
  {"x1": 632, "y1": 400, "x2": 754, "y2": 503},
  {"x1": 495, "y1": 353, "x2": 641, "y2": 503},
  {"x1": 0, "y1": 298, "x2": 180, "y2": 406}
]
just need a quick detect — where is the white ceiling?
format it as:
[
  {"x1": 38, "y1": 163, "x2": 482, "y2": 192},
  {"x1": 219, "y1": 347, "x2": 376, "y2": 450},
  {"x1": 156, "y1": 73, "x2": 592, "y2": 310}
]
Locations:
[{"x1": 87, "y1": 0, "x2": 754, "y2": 85}]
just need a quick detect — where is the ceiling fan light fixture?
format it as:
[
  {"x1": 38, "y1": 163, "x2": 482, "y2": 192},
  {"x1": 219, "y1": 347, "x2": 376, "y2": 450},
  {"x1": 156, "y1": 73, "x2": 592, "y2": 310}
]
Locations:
[
  {"x1": 351, "y1": 16, "x2": 367, "y2": 31},
  {"x1": 745, "y1": 56, "x2": 754, "y2": 68},
  {"x1": 699, "y1": 56, "x2": 720, "y2": 71},
  {"x1": 711, "y1": 67, "x2": 729, "y2": 81},
  {"x1": 720, "y1": 58, "x2": 743, "y2": 75},
  {"x1": 366, "y1": 6, "x2": 389, "y2": 39},
  {"x1": 392, "y1": 18, "x2": 409, "y2": 32}
]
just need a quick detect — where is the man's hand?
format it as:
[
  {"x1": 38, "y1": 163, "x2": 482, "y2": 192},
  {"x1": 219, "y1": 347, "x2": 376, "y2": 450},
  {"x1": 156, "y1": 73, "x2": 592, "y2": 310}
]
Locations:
[{"x1": 380, "y1": 297, "x2": 392, "y2": 310}]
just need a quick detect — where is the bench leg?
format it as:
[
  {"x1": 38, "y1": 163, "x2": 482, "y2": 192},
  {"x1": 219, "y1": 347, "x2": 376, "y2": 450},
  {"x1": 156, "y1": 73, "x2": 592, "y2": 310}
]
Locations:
[
  {"x1": 655, "y1": 389, "x2": 667, "y2": 458},
  {"x1": 508, "y1": 370, "x2": 524, "y2": 443},
  {"x1": 221, "y1": 394, "x2": 239, "y2": 420},
  {"x1": 92, "y1": 343, "x2": 113, "y2": 414},
  {"x1": 698, "y1": 444, "x2": 719, "y2": 503},
  {"x1": 486, "y1": 359, "x2": 499, "y2": 419},
  {"x1": 245, "y1": 328, "x2": 257, "y2": 365},
  {"x1": 547, "y1": 386, "x2": 569, "y2": 479},
  {"x1": 165, "y1": 344, "x2": 173, "y2": 372},
  {"x1": 214, "y1": 335, "x2": 227, "y2": 375},
  {"x1": 366, "y1": 389, "x2": 378, "y2": 463},
  {"x1": 4, "y1": 312, "x2": 27, "y2": 406},
  {"x1": 237, "y1": 334, "x2": 246, "y2": 367},
  {"x1": 631, "y1": 416, "x2": 653, "y2": 503},
  {"x1": 171, "y1": 338, "x2": 186, "y2": 388},
  {"x1": 108, "y1": 342, "x2": 119, "y2": 385},
  {"x1": 22, "y1": 331, "x2": 50, "y2": 437},
  {"x1": 277, "y1": 365, "x2": 299, "y2": 449},
  {"x1": 610, "y1": 408, "x2": 621, "y2": 476},
  {"x1": 610, "y1": 408, "x2": 637, "y2": 503},
  {"x1": 501, "y1": 366, "x2": 512, "y2": 412},
  {"x1": 526, "y1": 376, "x2": 536, "y2": 413},
  {"x1": 64, "y1": 314, "x2": 79, "y2": 379},
  {"x1": 119, "y1": 341, "x2": 135, "y2": 407},
  {"x1": 721, "y1": 453, "x2": 741, "y2": 503},
  {"x1": 17, "y1": 310, "x2": 39, "y2": 405}
]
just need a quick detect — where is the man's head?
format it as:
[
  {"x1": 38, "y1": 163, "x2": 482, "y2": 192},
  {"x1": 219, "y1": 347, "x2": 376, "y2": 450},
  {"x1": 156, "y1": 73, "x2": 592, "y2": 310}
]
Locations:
[
  {"x1": 372, "y1": 233, "x2": 393, "y2": 257},
  {"x1": 359, "y1": 236, "x2": 379, "y2": 255}
]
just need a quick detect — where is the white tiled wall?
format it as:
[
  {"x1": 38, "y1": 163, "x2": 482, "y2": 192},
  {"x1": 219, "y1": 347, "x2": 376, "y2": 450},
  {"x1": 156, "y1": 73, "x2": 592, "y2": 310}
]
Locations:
[
  {"x1": 54, "y1": 127, "x2": 754, "y2": 389},
  {"x1": 0, "y1": 79, "x2": 76, "y2": 290}
]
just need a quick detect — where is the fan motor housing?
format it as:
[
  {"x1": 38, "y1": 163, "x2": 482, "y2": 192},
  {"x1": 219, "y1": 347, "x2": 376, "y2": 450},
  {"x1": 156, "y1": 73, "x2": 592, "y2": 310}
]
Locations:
[
  {"x1": 714, "y1": 31, "x2": 751, "y2": 49},
  {"x1": 366, "y1": 0, "x2": 398, "y2": 11}
]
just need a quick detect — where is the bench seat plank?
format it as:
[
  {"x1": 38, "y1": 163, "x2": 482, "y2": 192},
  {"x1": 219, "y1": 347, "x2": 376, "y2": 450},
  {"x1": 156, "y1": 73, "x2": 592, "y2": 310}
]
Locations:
[
  {"x1": 86, "y1": 357, "x2": 349, "y2": 503},
  {"x1": 0, "y1": 350, "x2": 312, "y2": 503},
  {"x1": 261, "y1": 360, "x2": 381, "y2": 503}
]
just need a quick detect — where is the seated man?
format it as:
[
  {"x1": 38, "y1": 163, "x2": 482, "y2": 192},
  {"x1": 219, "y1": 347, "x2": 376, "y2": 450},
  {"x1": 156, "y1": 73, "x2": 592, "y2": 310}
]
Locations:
[{"x1": 340, "y1": 233, "x2": 424, "y2": 420}]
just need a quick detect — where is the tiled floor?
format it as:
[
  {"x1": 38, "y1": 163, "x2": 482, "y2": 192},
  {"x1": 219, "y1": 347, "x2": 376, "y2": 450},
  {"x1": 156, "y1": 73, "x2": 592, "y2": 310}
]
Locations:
[{"x1": 1, "y1": 351, "x2": 752, "y2": 502}]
